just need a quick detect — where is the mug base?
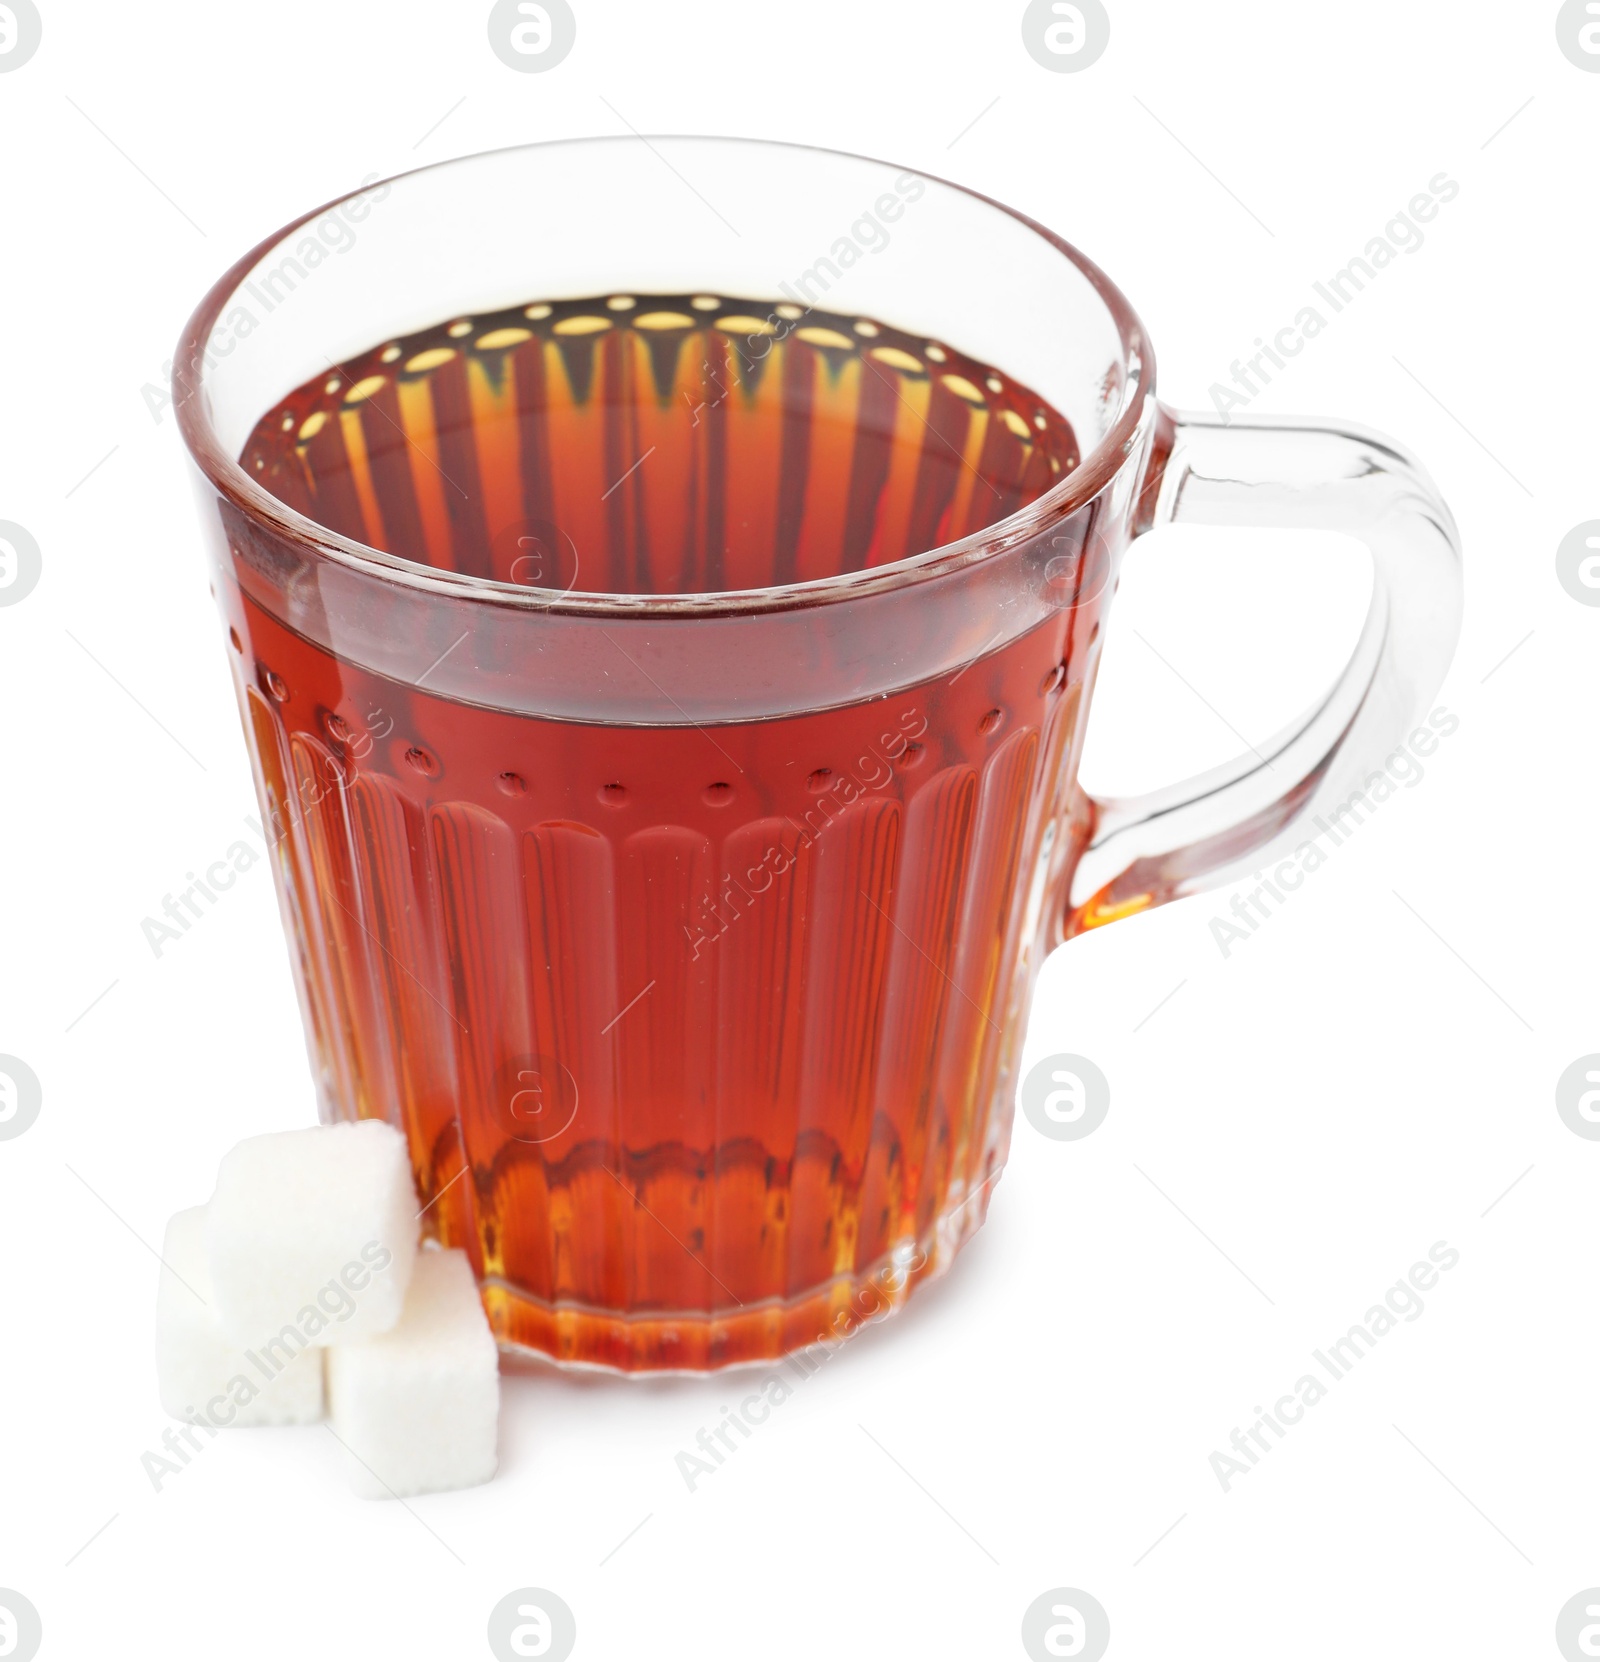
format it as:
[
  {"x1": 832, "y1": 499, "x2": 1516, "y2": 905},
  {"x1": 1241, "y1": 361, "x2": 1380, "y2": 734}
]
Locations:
[{"x1": 481, "y1": 1166, "x2": 1002, "y2": 1375}]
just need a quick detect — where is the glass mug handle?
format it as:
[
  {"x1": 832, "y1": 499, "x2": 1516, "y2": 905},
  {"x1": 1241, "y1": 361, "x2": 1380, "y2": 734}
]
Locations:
[{"x1": 1066, "y1": 404, "x2": 1464, "y2": 935}]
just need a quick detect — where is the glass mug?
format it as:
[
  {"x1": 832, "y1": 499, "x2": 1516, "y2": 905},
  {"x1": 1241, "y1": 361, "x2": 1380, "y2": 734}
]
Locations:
[{"x1": 174, "y1": 139, "x2": 1461, "y2": 1372}]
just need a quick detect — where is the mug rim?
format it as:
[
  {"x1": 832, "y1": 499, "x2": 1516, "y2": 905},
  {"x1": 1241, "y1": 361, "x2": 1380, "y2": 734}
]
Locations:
[{"x1": 174, "y1": 134, "x2": 1155, "y2": 619}]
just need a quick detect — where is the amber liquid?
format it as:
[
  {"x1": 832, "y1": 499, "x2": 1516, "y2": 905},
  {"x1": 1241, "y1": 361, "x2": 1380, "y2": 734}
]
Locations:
[{"x1": 234, "y1": 293, "x2": 1090, "y2": 1369}]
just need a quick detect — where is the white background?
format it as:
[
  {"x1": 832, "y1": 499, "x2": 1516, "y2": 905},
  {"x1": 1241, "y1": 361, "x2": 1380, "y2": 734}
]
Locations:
[{"x1": 2, "y1": 2, "x2": 1595, "y2": 1658}]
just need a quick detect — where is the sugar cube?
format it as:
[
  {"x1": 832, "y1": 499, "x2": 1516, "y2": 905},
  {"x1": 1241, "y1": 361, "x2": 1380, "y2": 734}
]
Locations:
[
  {"x1": 326, "y1": 1248, "x2": 499, "y2": 1499},
  {"x1": 156, "y1": 1206, "x2": 323, "y2": 1426},
  {"x1": 206, "y1": 1119, "x2": 418, "y2": 1346}
]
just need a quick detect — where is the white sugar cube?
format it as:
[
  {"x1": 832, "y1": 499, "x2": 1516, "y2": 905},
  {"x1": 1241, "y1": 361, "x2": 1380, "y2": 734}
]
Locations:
[
  {"x1": 156, "y1": 1206, "x2": 323, "y2": 1427},
  {"x1": 206, "y1": 1119, "x2": 418, "y2": 1346},
  {"x1": 326, "y1": 1248, "x2": 499, "y2": 1499}
]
